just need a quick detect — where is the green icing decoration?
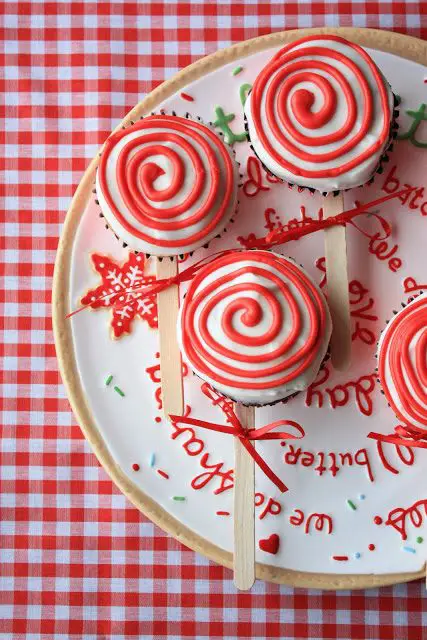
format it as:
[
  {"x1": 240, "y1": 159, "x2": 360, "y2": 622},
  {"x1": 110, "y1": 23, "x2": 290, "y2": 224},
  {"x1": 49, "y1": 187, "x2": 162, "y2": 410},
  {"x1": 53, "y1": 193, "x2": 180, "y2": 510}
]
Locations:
[
  {"x1": 213, "y1": 106, "x2": 247, "y2": 145},
  {"x1": 239, "y1": 83, "x2": 252, "y2": 107},
  {"x1": 397, "y1": 103, "x2": 427, "y2": 148}
]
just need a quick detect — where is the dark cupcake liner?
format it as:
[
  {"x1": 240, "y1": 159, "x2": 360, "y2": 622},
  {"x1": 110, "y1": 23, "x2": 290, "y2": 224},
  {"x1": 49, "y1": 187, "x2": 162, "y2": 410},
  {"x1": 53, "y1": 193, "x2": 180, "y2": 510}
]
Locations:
[{"x1": 191, "y1": 348, "x2": 331, "y2": 409}]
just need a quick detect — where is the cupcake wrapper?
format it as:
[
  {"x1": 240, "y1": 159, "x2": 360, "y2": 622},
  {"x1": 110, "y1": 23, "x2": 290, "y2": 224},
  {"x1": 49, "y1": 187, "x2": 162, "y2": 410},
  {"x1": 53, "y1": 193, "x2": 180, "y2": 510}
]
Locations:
[{"x1": 191, "y1": 348, "x2": 331, "y2": 409}]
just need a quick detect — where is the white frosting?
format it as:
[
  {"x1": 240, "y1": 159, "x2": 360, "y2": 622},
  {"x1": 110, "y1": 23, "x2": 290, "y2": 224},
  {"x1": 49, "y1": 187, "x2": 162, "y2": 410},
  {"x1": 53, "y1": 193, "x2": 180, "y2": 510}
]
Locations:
[
  {"x1": 177, "y1": 251, "x2": 332, "y2": 405},
  {"x1": 64, "y1": 44, "x2": 427, "y2": 579},
  {"x1": 245, "y1": 36, "x2": 395, "y2": 192},
  {"x1": 378, "y1": 293, "x2": 427, "y2": 430},
  {"x1": 96, "y1": 115, "x2": 239, "y2": 256}
]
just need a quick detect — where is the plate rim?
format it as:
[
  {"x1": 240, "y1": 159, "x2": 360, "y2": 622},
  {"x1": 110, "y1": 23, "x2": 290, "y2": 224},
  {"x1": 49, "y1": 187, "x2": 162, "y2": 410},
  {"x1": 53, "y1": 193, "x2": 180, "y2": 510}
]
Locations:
[{"x1": 53, "y1": 27, "x2": 427, "y2": 589}]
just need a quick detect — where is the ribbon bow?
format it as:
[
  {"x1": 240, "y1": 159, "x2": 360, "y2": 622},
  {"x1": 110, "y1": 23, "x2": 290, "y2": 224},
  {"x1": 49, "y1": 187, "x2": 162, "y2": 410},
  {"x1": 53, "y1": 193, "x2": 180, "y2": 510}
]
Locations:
[
  {"x1": 169, "y1": 408, "x2": 305, "y2": 493},
  {"x1": 368, "y1": 424, "x2": 427, "y2": 449}
]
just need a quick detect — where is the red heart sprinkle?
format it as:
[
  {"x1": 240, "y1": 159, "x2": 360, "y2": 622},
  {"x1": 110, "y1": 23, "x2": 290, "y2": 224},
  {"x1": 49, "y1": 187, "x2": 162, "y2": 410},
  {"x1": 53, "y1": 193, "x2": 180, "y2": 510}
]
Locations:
[{"x1": 259, "y1": 533, "x2": 280, "y2": 555}]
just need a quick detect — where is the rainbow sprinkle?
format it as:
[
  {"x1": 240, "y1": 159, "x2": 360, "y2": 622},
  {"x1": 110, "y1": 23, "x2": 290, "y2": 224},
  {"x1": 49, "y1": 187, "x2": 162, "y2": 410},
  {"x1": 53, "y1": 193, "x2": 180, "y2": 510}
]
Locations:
[
  {"x1": 149, "y1": 453, "x2": 155, "y2": 467},
  {"x1": 157, "y1": 469, "x2": 169, "y2": 480},
  {"x1": 105, "y1": 374, "x2": 113, "y2": 386},
  {"x1": 172, "y1": 496, "x2": 186, "y2": 502},
  {"x1": 403, "y1": 546, "x2": 416, "y2": 554},
  {"x1": 114, "y1": 385, "x2": 125, "y2": 397},
  {"x1": 347, "y1": 500, "x2": 357, "y2": 511},
  {"x1": 232, "y1": 66, "x2": 243, "y2": 76}
]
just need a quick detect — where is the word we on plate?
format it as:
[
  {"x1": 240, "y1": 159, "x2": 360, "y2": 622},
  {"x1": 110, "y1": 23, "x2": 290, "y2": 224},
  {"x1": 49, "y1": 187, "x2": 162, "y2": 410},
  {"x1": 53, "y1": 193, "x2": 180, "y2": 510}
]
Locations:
[{"x1": 289, "y1": 509, "x2": 333, "y2": 534}]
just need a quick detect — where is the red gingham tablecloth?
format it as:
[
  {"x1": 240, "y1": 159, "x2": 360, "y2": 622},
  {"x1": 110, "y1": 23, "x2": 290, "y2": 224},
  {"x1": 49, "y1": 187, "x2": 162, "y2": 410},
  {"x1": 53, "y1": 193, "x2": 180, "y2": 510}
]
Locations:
[{"x1": 2, "y1": 3, "x2": 427, "y2": 639}]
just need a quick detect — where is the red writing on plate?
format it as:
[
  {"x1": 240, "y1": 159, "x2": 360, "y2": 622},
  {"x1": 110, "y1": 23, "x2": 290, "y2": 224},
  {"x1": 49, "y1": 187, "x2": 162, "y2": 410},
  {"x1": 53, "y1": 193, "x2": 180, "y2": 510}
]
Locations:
[
  {"x1": 242, "y1": 155, "x2": 281, "y2": 198},
  {"x1": 375, "y1": 438, "x2": 415, "y2": 475},
  {"x1": 305, "y1": 365, "x2": 377, "y2": 417},
  {"x1": 316, "y1": 257, "x2": 379, "y2": 345},
  {"x1": 289, "y1": 509, "x2": 333, "y2": 534},
  {"x1": 282, "y1": 444, "x2": 374, "y2": 482},
  {"x1": 255, "y1": 493, "x2": 282, "y2": 520},
  {"x1": 146, "y1": 357, "x2": 188, "y2": 410},
  {"x1": 384, "y1": 499, "x2": 427, "y2": 540},
  {"x1": 382, "y1": 164, "x2": 427, "y2": 217}
]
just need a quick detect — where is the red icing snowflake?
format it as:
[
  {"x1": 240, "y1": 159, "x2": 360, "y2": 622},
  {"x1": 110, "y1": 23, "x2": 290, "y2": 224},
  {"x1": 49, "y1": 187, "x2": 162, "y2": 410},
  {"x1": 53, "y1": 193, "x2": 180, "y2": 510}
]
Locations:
[{"x1": 81, "y1": 252, "x2": 158, "y2": 338}]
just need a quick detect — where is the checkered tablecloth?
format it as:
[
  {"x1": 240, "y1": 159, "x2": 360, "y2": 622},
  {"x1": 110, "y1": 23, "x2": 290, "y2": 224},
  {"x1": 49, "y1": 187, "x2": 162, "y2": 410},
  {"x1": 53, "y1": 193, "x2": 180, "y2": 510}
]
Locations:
[{"x1": 2, "y1": 3, "x2": 427, "y2": 638}]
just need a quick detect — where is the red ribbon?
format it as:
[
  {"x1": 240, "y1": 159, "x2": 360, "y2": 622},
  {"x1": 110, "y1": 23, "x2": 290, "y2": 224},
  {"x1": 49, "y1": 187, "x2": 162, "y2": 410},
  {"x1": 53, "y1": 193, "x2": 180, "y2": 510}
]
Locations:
[
  {"x1": 242, "y1": 187, "x2": 415, "y2": 249},
  {"x1": 368, "y1": 425, "x2": 427, "y2": 449},
  {"x1": 169, "y1": 409, "x2": 305, "y2": 493},
  {"x1": 67, "y1": 186, "x2": 415, "y2": 320}
]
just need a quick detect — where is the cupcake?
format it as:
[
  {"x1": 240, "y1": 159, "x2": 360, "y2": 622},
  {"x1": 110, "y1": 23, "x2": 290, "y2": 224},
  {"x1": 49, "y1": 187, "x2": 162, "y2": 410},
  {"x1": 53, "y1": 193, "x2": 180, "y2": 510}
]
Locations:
[
  {"x1": 94, "y1": 112, "x2": 240, "y2": 418},
  {"x1": 95, "y1": 113, "x2": 240, "y2": 256},
  {"x1": 177, "y1": 249, "x2": 332, "y2": 406},
  {"x1": 377, "y1": 294, "x2": 427, "y2": 431},
  {"x1": 244, "y1": 34, "x2": 398, "y2": 194}
]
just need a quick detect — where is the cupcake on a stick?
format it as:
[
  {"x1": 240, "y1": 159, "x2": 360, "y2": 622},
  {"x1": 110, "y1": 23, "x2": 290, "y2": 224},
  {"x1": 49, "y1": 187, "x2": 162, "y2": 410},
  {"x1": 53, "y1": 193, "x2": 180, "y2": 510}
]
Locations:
[
  {"x1": 178, "y1": 249, "x2": 331, "y2": 589},
  {"x1": 245, "y1": 34, "x2": 396, "y2": 371},
  {"x1": 96, "y1": 114, "x2": 239, "y2": 417}
]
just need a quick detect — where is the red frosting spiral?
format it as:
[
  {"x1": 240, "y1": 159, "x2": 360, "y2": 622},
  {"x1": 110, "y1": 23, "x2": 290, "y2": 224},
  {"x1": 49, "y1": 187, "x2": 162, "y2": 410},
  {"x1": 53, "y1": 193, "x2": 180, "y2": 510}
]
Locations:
[
  {"x1": 250, "y1": 35, "x2": 391, "y2": 179},
  {"x1": 379, "y1": 296, "x2": 427, "y2": 430},
  {"x1": 181, "y1": 251, "x2": 328, "y2": 390},
  {"x1": 97, "y1": 115, "x2": 235, "y2": 249}
]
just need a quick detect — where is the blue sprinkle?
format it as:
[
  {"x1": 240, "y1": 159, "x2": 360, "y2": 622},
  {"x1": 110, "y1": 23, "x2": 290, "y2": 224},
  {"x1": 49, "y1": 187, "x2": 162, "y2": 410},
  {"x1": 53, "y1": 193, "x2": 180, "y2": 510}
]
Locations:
[
  {"x1": 359, "y1": 494, "x2": 366, "y2": 500},
  {"x1": 149, "y1": 453, "x2": 155, "y2": 468},
  {"x1": 403, "y1": 546, "x2": 416, "y2": 554},
  {"x1": 355, "y1": 552, "x2": 361, "y2": 559}
]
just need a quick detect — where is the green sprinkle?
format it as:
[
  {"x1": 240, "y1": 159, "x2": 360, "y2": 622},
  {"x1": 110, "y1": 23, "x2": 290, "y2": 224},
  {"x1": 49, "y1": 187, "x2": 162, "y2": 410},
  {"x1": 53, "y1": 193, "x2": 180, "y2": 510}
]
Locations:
[
  {"x1": 347, "y1": 500, "x2": 357, "y2": 511},
  {"x1": 232, "y1": 66, "x2": 243, "y2": 76},
  {"x1": 172, "y1": 496, "x2": 186, "y2": 501},
  {"x1": 114, "y1": 386, "x2": 125, "y2": 397},
  {"x1": 417, "y1": 536, "x2": 424, "y2": 543},
  {"x1": 105, "y1": 375, "x2": 113, "y2": 386},
  {"x1": 239, "y1": 82, "x2": 252, "y2": 107}
]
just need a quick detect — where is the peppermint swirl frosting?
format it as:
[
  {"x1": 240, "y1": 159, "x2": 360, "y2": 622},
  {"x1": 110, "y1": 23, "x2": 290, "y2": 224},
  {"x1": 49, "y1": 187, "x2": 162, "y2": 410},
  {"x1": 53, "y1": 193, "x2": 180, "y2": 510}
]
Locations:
[
  {"x1": 378, "y1": 294, "x2": 427, "y2": 431},
  {"x1": 96, "y1": 115, "x2": 239, "y2": 256},
  {"x1": 178, "y1": 250, "x2": 332, "y2": 405},
  {"x1": 245, "y1": 35, "x2": 394, "y2": 192}
]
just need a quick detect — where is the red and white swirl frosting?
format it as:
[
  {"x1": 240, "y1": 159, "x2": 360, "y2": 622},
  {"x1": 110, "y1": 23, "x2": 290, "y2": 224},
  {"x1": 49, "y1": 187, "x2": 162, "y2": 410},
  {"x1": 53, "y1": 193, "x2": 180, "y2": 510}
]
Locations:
[
  {"x1": 96, "y1": 115, "x2": 239, "y2": 256},
  {"x1": 378, "y1": 294, "x2": 427, "y2": 432},
  {"x1": 245, "y1": 35, "x2": 393, "y2": 192},
  {"x1": 178, "y1": 250, "x2": 332, "y2": 405}
]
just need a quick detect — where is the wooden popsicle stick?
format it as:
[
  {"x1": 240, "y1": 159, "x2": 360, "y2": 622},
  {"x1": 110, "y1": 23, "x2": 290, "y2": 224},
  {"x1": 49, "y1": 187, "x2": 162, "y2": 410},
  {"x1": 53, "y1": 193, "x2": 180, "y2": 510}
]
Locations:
[
  {"x1": 323, "y1": 193, "x2": 351, "y2": 371},
  {"x1": 157, "y1": 257, "x2": 184, "y2": 419},
  {"x1": 233, "y1": 402, "x2": 256, "y2": 591}
]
